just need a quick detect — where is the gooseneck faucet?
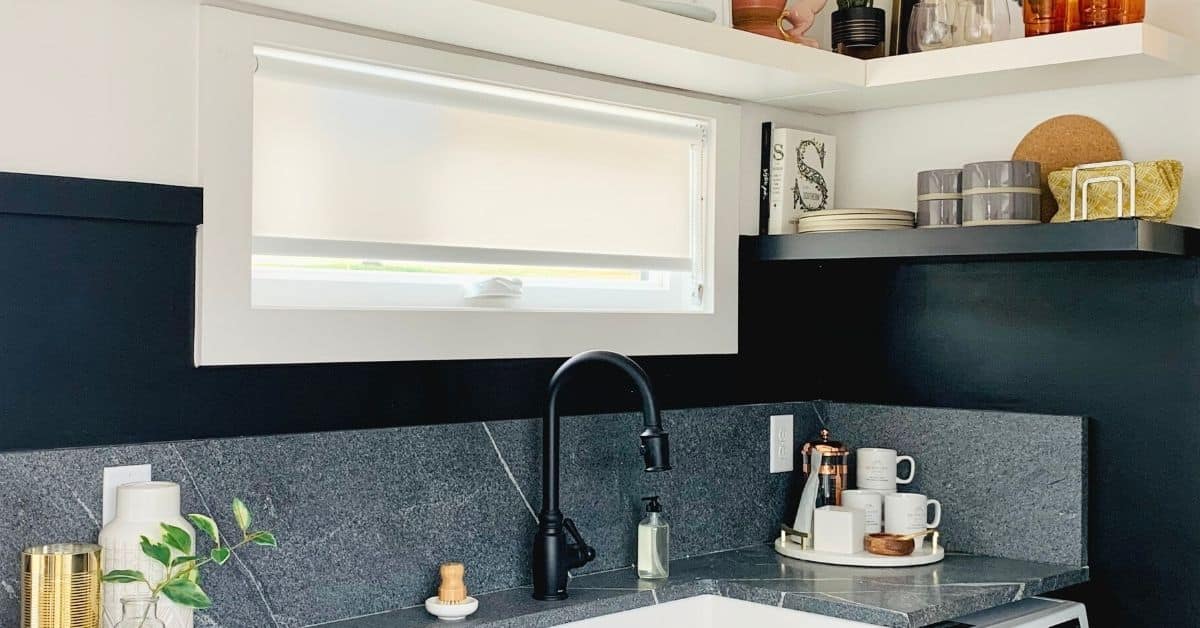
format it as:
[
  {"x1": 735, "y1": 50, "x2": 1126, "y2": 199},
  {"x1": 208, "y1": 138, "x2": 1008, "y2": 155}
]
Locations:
[{"x1": 532, "y1": 350, "x2": 671, "y2": 600}]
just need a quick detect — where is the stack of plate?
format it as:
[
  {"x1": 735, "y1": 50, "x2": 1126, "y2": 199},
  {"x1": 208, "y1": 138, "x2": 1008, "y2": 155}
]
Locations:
[{"x1": 796, "y1": 209, "x2": 915, "y2": 234}]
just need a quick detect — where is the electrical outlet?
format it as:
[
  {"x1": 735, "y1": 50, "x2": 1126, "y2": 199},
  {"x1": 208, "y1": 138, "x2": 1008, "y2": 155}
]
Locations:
[
  {"x1": 769, "y1": 414, "x2": 794, "y2": 473},
  {"x1": 102, "y1": 464, "x2": 151, "y2": 525}
]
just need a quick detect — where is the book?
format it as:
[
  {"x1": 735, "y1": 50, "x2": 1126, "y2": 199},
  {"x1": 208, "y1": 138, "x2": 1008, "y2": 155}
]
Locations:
[
  {"x1": 758, "y1": 122, "x2": 773, "y2": 235},
  {"x1": 768, "y1": 128, "x2": 837, "y2": 234}
]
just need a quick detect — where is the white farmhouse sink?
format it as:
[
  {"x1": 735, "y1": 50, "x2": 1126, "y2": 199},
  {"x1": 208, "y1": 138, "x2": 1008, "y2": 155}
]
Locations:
[{"x1": 559, "y1": 594, "x2": 874, "y2": 627}]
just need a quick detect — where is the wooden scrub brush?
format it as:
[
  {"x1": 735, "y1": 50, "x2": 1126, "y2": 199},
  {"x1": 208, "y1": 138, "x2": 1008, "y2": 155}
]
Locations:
[{"x1": 425, "y1": 561, "x2": 479, "y2": 621}]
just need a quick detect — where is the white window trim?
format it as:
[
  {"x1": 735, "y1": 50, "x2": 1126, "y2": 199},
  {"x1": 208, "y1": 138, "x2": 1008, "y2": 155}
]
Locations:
[{"x1": 196, "y1": 7, "x2": 740, "y2": 365}]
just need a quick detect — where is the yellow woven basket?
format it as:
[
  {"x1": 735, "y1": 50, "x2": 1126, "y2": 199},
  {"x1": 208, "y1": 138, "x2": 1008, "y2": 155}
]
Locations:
[{"x1": 1049, "y1": 160, "x2": 1183, "y2": 222}]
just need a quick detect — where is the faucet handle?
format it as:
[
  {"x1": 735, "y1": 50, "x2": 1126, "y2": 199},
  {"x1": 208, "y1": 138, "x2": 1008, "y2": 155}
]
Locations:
[{"x1": 562, "y1": 518, "x2": 596, "y2": 568}]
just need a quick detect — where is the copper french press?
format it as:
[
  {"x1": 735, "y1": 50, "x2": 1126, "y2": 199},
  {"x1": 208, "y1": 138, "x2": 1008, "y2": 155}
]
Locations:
[{"x1": 800, "y1": 428, "x2": 850, "y2": 507}]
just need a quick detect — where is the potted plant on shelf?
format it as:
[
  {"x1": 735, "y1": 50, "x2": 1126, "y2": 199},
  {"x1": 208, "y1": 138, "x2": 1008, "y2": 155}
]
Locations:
[{"x1": 831, "y1": 0, "x2": 888, "y2": 58}]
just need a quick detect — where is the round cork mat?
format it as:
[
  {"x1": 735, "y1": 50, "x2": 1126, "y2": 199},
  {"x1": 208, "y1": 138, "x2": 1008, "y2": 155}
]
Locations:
[{"x1": 1013, "y1": 115, "x2": 1123, "y2": 222}]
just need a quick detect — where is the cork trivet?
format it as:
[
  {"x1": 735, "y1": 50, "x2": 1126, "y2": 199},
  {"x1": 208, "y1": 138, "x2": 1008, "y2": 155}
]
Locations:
[{"x1": 1013, "y1": 115, "x2": 1123, "y2": 222}]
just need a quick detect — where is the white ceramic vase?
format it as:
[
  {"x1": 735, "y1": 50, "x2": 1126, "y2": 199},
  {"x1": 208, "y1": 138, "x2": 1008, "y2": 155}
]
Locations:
[{"x1": 99, "y1": 482, "x2": 195, "y2": 628}]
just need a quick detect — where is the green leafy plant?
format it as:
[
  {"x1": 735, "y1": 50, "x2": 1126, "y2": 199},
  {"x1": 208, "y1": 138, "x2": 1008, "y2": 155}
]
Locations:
[
  {"x1": 102, "y1": 498, "x2": 278, "y2": 617},
  {"x1": 838, "y1": 0, "x2": 874, "y2": 8}
]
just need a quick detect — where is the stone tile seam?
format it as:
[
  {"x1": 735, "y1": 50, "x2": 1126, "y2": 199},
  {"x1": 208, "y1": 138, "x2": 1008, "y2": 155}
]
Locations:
[
  {"x1": 480, "y1": 422, "x2": 538, "y2": 522},
  {"x1": 301, "y1": 605, "x2": 405, "y2": 628},
  {"x1": 722, "y1": 576, "x2": 855, "y2": 583},
  {"x1": 304, "y1": 582, "x2": 544, "y2": 626},
  {"x1": 804, "y1": 592, "x2": 910, "y2": 627},
  {"x1": 891, "y1": 581, "x2": 1027, "y2": 590},
  {"x1": 808, "y1": 591, "x2": 891, "y2": 610},
  {"x1": 71, "y1": 488, "x2": 100, "y2": 529},
  {"x1": 169, "y1": 443, "x2": 282, "y2": 628},
  {"x1": 811, "y1": 401, "x2": 829, "y2": 428}
]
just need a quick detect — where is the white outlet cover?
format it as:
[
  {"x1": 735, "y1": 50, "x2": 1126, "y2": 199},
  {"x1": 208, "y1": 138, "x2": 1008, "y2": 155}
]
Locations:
[
  {"x1": 769, "y1": 414, "x2": 794, "y2": 473},
  {"x1": 102, "y1": 464, "x2": 152, "y2": 525}
]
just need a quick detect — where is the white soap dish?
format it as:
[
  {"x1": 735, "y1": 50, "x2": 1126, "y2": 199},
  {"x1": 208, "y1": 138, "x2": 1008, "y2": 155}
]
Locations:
[{"x1": 425, "y1": 596, "x2": 479, "y2": 622}]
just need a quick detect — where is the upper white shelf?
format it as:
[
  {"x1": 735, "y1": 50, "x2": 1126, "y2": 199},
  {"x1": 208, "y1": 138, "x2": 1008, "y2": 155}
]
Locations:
[
  {"x1": 232, "y1": 0, "x2": 1199, "y2": 114},
  {"x1": 790, "y1": 21, "x2": 1200, "y2": 112}
]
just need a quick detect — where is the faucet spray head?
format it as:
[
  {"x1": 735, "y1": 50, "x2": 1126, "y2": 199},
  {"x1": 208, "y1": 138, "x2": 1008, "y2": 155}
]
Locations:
[{"x1": 639, "y1": 427, "x2": 671, "y2": 472}]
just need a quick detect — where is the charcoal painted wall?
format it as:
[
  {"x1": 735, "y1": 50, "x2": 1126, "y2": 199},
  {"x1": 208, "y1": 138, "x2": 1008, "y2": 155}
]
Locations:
[
  {"x1": 0, "y1": 173, "x2": 781, "y2": 452},
  {"x1": 747, "y1": 256, "x2": 1200, "y2": 627}
]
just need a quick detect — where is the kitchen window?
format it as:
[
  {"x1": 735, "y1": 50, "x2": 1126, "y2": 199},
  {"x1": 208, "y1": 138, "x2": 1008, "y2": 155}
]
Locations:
[
  {"x1": 196, "y1": 8, "x2": 739, "y2": 364},
  {"x1": 250, "y1": 47, "x2": 708, "y2": 313}
]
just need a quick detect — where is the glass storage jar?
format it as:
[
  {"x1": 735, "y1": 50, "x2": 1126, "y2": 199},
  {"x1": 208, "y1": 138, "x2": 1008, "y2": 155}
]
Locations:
[
  {"x1": 115, "y1": 596, "x2": 166, "y2": 628},
  {"x1": 1024, "y1": 0, "x2": 1065, "y2": 35},
  {"x1": 1107, "y1": 0, "x2": 1144, "y2": 25}
]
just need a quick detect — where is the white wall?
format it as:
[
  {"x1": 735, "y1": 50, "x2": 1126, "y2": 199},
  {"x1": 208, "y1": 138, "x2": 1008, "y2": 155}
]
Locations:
[
  {"x1": 737, "y1": 103, "x2": 832, "y2": 234},
  {"x1": 1, "y1": 0, "x2": 1195, "y2": 230},
  {"x1": 829, "y1": 75, "x2": 1200, "y2": 227},
  {"x1": 0, "y1": 0, "x2": 197, "y2": 185}
]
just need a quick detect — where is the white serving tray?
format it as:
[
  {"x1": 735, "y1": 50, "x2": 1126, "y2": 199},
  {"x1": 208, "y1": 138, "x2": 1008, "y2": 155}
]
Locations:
[{"x1": 773, "y1": 537, "x2": 944, "y2": 567}]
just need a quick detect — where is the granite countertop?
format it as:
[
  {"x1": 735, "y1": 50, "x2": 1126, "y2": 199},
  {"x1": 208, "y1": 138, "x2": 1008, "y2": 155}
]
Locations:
[{"x1": 326, "y1": 544, "x2": 1088, "y2": 628}]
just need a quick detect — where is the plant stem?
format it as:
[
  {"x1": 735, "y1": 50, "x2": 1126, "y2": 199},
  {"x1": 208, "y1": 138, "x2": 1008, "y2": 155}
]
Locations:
[{"x1": 170, "y1": 535, "x2": 257, "y2": 584}]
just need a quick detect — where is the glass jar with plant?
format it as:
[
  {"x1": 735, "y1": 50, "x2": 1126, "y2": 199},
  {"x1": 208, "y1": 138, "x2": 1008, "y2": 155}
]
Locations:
[
  {"x1": 832, "y1": 0, "x2": 888, "y2": 59},
  {"x1": 101, "y1": 498, "x2": 277, "y2": 627}
]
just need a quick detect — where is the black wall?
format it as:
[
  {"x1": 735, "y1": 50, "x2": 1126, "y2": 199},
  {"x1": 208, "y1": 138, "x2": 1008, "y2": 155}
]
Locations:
[
  {"x1": 3, "y1": 172, "x2": 1197, "y2": 625},
  {"x1": 0, "y1": 173, "x2": 784, "y2": 451},
  {"x1": 748, "y1": 256, "x2": 1200, "y2": 627}
]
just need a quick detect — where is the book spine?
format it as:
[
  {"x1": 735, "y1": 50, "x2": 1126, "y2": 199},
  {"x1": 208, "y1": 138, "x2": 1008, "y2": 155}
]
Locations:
[
  {"x1": 758, "y1": 121, "x2": 773, "y2": 235},
  {"x1": 767, "y1": 128, "x2": 786, "y2": 234}
]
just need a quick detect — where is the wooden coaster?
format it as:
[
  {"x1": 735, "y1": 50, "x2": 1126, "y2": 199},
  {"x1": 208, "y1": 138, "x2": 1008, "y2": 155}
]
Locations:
[{"x1": 1013, "y1": 115, "x2": 1123, "y2": 222}]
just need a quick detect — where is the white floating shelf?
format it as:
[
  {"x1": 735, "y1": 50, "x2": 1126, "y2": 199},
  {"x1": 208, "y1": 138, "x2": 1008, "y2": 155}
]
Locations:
[
  {"x1": 232, "y1": 0, "x2": 863, "y2": 105},
  {"x1": 232, "y1": 0, "x2": 1199, "y2": 114},
  {"x1": 787, "y1": 22, "x2": 1200, "y2": 112}
]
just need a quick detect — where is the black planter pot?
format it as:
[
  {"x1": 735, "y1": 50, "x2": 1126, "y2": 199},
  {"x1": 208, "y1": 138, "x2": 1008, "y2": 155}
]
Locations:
[{"x1": 831, "y1": 6, "x2": 887, "y2": 59}]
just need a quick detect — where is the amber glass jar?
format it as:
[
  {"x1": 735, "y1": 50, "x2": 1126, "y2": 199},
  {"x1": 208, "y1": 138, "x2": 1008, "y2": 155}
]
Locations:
[
  {"x1": 1078, "y1": 0, "x2": 1110, "y2": 28},
  {"x1": 1027, "y1": 0, "x2": 1143, "y2": 34},
  {"x1": 1024, "y1": 0, "x2": 1063, "y2": 36},
  {"x1": 1108, "y1": 0, "x2": 1145, "y2": 25}
]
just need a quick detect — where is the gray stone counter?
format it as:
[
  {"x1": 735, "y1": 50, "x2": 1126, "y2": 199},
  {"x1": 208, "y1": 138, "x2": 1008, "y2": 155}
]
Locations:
[{"x1": 325, "y1": 545, "x2": 1088, "y2": 628}]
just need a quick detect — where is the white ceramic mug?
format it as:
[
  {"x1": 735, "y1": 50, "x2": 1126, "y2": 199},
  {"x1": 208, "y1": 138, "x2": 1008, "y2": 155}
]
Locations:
[
  {"x1": 856, "y1": 448, "x2": 916, "y2": 492},
  {"x1": 841, "y1": 489, "x2": 883, "y2": 534},
  {"x1": 883, "y1": 492, "x2": 941, "y2": 538}
]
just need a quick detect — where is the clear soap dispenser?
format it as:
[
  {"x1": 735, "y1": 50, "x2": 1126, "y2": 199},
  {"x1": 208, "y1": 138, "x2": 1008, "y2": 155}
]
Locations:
[{"x1": 637, "y1": 496, "x2": 669, "y2": 579}]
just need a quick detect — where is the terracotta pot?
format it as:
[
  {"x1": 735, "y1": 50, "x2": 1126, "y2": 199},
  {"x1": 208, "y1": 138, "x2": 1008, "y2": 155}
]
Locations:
[{"x1": 733, "y1": 0, "x2": 790, "y2": 39}]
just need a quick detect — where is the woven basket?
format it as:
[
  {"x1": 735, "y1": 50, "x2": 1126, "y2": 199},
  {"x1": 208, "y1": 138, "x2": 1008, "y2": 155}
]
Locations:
[{"x1": 1049, "y1": 160, "x2": 1183, "y2": 222}]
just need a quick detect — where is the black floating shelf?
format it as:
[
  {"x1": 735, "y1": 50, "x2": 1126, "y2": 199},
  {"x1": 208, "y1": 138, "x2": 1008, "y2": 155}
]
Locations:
[{"x1": 749, "y1": 219, "x2": 1199, "y2": 262}]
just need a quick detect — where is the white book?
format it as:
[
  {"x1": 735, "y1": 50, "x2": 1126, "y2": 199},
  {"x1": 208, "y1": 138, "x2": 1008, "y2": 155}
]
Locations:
[{"x1": 768, "y1": 128, "x2": 837, "y2": 234}]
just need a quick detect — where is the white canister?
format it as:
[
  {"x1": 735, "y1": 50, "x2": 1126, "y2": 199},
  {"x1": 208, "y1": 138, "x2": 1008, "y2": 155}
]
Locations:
[{"x1": 99, "y1": 481, "x2": 195, "y2": 628}]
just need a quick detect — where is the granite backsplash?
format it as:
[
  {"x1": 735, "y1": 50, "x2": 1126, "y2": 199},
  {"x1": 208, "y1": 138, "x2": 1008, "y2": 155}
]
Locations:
[
  {"x1": 821, "y1": 402, "x2": 1088, "y2": 567},
  {"x1": 0, "y1": 401, "x2": 1086, "y2": 627}
]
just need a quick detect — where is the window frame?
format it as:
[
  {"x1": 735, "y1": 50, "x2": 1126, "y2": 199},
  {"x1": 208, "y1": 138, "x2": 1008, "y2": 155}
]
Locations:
[{"x1": 196, "y1": 7, "x2": 740, "y2": 365}]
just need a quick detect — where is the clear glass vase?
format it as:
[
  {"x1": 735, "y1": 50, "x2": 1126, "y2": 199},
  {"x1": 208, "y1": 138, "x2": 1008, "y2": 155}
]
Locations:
[{"x1": 114, "y1": 595, "x2": 166, "y2": 628}]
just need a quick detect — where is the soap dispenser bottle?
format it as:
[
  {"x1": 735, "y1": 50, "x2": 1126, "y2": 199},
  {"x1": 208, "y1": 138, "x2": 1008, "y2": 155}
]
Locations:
[{"x1": 637, "y1": 496, "x2": 669, "y2": 579}]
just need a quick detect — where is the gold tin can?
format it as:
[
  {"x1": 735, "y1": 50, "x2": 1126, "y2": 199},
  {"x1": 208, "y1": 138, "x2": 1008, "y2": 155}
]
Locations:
[{"x1": 21, "y1": 543, "x2": 102, "y2": 628}]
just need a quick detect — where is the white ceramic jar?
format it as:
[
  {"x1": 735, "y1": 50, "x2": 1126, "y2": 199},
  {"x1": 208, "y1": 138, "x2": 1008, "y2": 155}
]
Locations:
[{"x1": 99, "y1": 482, "x2": 195, "y2": 628}]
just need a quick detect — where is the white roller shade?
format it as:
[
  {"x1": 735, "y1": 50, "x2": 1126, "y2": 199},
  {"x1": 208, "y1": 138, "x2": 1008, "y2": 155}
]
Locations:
[{"x1": 251, "y1": 48, "x2": 708, "y2": 271}]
